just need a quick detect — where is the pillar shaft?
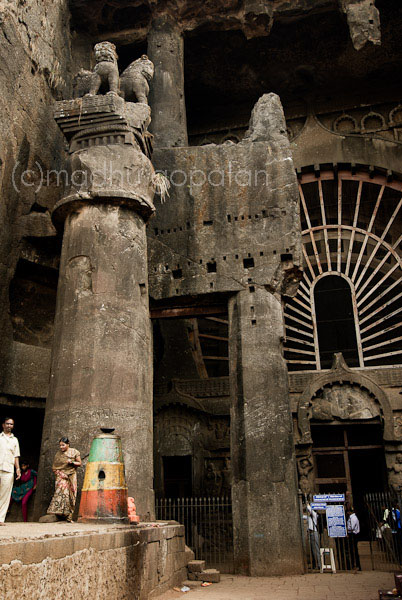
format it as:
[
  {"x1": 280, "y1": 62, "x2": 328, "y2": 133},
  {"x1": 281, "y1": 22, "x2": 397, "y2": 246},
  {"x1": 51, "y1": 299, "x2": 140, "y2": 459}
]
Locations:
[
  {"x1": 148, "y1": 17, "x2": 188, "y2": 148},
  {"x1": 35, "y1": 204, "x2": 154, "y2": 519},
  {"x1": 229, "y1": 288, "x2": 304, "y2": 576}
]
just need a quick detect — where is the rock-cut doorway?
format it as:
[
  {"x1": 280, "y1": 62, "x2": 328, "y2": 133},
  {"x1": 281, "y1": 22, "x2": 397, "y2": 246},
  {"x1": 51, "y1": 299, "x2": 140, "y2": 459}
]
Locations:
[{"x1": 311, "y1": 421, "x2": 388, "y2": 537}]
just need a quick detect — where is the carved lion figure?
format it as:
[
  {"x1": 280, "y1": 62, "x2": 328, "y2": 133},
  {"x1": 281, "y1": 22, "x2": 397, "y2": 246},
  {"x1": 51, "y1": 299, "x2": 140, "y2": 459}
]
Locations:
[
  {"x1": 88, "y1": 42, "x2": 119, "y2": 96},
  {"x1": 120, "y1": 55, "x2": 154, "y2": 104},
  {"x1": 73, "y1": 41, "x2": 119, "y2": 98}
]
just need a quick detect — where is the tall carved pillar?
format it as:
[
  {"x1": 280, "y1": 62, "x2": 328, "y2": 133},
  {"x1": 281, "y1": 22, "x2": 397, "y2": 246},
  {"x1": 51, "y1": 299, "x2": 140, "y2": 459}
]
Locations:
[
  {"x1": 148, "y1": 16, "x2": 188, "y2": 148},
  {"x1": 34, "y1": 93, "x2": 156, "y2": 520},
  {"x1": 229, "y1": 287, "x2": 304, "y2": 576}
]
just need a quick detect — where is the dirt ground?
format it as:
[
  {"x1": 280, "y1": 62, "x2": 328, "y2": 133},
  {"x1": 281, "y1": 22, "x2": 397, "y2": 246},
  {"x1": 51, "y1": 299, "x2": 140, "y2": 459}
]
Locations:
[{"x1": 158, "y1": 572, "x2": 395, "y2": 600}]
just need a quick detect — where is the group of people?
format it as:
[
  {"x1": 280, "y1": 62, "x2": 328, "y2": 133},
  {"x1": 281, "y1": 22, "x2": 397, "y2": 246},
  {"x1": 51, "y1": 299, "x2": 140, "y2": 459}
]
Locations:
[
  {"x1": 307, "y1": 502, "x2": 361, "y2": 571},
  {"x1": 0, "y1": 417, "x2": 81, "y2": 524},
  {"x1": 378, "y1": 503, "x2": 402, "y2": 562}
]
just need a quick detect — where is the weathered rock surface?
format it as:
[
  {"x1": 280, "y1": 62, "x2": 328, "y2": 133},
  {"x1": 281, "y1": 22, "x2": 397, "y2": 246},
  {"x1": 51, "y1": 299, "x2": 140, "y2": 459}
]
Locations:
[
  {"x1": 148, "y1": 93, "x2": 302, "y2": 301},
  {"x1": 148, "y1": 17, "x2": 188, "y2": 148},
  {"x1": 0, "y1": 522, "x2": 188, "y2": 600},
  {"x1": 0, "y1": 0, "x2": 87, "y2": 388},
  {"x1": 340, "y1": 0, "x2": 381, "y2": 50}
]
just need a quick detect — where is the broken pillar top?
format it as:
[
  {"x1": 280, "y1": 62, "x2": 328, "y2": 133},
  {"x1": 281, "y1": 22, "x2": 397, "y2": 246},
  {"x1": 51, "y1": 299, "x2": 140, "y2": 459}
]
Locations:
[
  {"x1": 52, "y1": 95, "x2": 156, "y2": 225},
  {"x1": 54, "y1": 95, "x2": 153, "y2": 158},
  {"x1": 52, "y1": 52, "x2": 158, "y2": 226}
]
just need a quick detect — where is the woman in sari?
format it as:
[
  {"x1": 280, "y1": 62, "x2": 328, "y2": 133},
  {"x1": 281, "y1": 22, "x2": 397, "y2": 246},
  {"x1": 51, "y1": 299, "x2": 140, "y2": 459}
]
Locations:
[
  {"x1": 11, "y1": 460, "x2": 37, "y2": 522},
  {"x1": 47, "y1": 437, "x2": 81, "y2": 522}
]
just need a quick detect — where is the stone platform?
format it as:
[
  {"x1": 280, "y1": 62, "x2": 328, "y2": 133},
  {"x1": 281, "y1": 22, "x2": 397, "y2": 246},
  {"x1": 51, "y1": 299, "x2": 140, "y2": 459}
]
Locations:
[{"x1": 0, "y1": 521, "x2": 191, "y2": 600}]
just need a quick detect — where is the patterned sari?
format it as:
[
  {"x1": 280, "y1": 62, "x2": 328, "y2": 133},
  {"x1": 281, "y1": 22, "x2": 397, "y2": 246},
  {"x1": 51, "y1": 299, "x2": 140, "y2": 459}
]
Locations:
[{"x1": 47, "y1": 448, "x2": 80, "y2": 521}]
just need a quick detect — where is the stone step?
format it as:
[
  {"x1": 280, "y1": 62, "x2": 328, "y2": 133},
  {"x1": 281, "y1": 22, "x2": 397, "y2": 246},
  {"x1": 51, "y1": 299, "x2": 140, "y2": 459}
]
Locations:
[
  {"x1": 187, "y1": 559, "x2": 206, "y2": 573},
  {"x1": 188, "y1": 568, "x2": 220, "y2": 583}
]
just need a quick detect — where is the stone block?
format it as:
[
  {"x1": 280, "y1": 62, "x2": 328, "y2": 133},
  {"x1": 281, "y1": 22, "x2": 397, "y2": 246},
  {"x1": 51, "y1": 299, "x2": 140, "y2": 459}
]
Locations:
[
  {"x1": 38, "y1": 514, "x2": 58, "y2": 523},
  {"x1": 168, "y1": 535, "x2": 184, "y2": 553},
  {"x1": 200, "y1": 569, "x2": 220, "y2": 583},
  {"x1": 172, "y1": 550, "x2": 188, "y2": 571},
  {"x1": 187, "y1": 559, "x2": 205, "y2": 573},
  {"x1": 185, "y1": 545, "x2": 195, "y2": 563},
  {"x1": 187, "y1": 568, "x2": 220, "y2": 583},
  {"x1": 0, "y1": 542, "x2": 26, "y2": 565},
  {"x1": 41, "y1": 538, "x2": 75, "y2": 561}
]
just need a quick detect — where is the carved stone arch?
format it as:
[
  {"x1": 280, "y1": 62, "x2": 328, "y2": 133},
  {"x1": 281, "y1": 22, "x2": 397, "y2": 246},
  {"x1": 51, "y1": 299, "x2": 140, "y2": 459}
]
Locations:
[
  {"x1": 291, "y1": 113, "x2": 402, "y2": 174},
  {"x1": 155, "y1": 406, "x2": 195, "y2": 456},
  {"x1": 297, "y1": 353, "x2": 395, "y2": 444}
]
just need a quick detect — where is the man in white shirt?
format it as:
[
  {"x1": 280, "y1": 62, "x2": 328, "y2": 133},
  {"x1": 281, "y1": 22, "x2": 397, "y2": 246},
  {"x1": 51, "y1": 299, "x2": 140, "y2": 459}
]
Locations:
[
  {"x1": 346, "y1": 508, "x2": 361, "y2": 570},
  {"x1": 0, "y1": 417, "x2": 21, "y2": 524},
  {"x1": 307, "y1": 503, "x2": 321, "y2": 569}
]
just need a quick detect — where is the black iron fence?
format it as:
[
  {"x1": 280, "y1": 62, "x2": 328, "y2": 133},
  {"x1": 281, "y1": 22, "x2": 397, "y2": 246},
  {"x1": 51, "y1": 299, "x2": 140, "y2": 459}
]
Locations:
[
  {"x1": 157, "y1": 492, "x2": 402, "y2": 574},
  {"x1": 365, "y1": 491, "x2": 402, "y2": 571},
  {"x1": 304, "y1": 530, "x2": 366, "y2": 573},
  {"x1": 302, "y1": 491, "x2": 402, "y2": 572},
  {"x1": 156, "y1": 496, "x2": 234, "y2": 573}
]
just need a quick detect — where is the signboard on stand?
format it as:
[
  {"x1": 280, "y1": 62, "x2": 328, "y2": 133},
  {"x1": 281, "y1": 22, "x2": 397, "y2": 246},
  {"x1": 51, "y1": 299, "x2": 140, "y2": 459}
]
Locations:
[
  {"x1": 326, "y1": 504, "x2": 347, "y2": 537},
  {"x1": 311, "y1": 503, "x2": 327, "y2": 510},
  {"x1": 313, "y1": 494, "x2": 345, "y2": 503}
]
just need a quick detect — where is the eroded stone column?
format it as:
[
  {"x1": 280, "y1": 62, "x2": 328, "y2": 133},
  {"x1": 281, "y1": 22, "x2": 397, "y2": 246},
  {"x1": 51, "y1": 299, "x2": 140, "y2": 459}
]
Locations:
[
  {"x1": 229, "y1": 287, "x2": 304, "y2": 576},
  {"x1": 35, "y1": 95, "x2": 156, "y2": 520},
  {"x1": 148, "y1": 16, "x2": 188, "y2": 148}
]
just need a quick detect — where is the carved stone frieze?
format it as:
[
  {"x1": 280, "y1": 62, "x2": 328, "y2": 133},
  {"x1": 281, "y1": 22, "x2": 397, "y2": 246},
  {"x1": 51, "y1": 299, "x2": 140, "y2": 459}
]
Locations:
[
  {"x1": 312, "y1": 101, "x2": 402, "y2": 143},
  {"x1": 154, "y1": 405, "x2": 231, "y2": 495},
  {"x1": 297, "y1": 353, "x2": 395, "y2": 443},
  {"x1": 393, "y1": 413, "x2": 402, "y2": 441},
  {"x1": 387, "y1": 452, "x2": 402, "y2": 492},
  {"x1": 311, "y1": 384, "x2": 380, "y2": 421},
  {"x1": 154, "y1": 377, "x2": 230, "y2": 415},
  {"x1": 296, "y1": 449, "x2": 314, "y2": 496}
]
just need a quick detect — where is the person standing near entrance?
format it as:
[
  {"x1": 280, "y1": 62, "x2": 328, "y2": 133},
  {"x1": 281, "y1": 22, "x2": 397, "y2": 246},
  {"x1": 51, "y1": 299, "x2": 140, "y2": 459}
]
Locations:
[
  {"x1": 346, "y1": 508, "x2": 361, "y2": 571},
  {"x1": 307, "y1": 503, "x2": 321, "y2": 570},
  {"x1": 0, "y1": 417, "x2": 21, "y2": 524}
]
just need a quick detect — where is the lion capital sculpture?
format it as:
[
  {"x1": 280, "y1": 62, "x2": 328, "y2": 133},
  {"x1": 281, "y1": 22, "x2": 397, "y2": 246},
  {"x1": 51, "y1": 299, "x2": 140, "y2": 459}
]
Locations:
[
  {"x1": 120, "y1": 55, "x2": 154, "y2": 105},
  {"x1": 86, "y1": 41, "x2": 119, "y2": 96},
  {"x1": 73, "y1": 45, "x2": 154, "y2": 106}
]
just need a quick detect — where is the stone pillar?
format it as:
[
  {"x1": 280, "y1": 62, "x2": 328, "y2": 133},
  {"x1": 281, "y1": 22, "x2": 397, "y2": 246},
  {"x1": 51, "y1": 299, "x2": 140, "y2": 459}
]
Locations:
[
  {"x1": 148, "y1": 17, "x2": 188, "y2": 148},
  {"x1": 229, "y1": 287, "x2": 304, "y2": 576},
  {"x1": 34, "y1": 95, "x2": 156, "y2": 520}
]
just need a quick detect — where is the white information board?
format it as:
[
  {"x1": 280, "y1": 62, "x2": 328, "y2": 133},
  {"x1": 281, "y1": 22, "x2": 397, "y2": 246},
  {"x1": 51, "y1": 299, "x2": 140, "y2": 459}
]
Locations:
[
  {"x1": 326, "y1": 504, "x2": 347, "y2": 538},
  {"x1": 311, "y1": 503, "x2": 327, "y2": 510},
  {"x1": 313, "y1": 494, "x2": 345, "y2": 503}
]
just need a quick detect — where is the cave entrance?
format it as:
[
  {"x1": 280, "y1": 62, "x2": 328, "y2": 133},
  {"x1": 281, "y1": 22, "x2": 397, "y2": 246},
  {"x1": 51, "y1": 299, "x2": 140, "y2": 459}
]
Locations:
[
  {"x1": 162, "y1": 455, "x2": 192, "y2": 498},
  {"x1": 311, "y1": 422, "x2": 387, "y2": 538}
]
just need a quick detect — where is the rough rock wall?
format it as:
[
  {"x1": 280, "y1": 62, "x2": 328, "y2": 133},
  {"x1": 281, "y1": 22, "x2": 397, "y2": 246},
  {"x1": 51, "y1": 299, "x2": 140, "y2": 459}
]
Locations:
[
  {"x1": 0, "y1": 523, "x2": 189, "y2": 600},
  {"x1": 0, "y1": 0, "x2": 79, "y2": 386},
  {"x1": 148, "y1": 93, "x2": 302, "y2": 301}
]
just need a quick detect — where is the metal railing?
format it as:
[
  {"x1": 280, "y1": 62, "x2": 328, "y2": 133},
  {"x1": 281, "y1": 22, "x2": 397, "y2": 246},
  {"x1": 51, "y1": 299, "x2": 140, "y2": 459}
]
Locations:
[
  {"x1": 156, "y1": 496, "x2": 234, "y2": 573},
  {"x1": 302, "y1": 491, "x2": 402, "y2": 572},
  {"x1": 303, "y1": 523, "x2": 363, "y2": 572},
  {"x1": 365, "y1": 491, "x2": 402, "y2": 571}
]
